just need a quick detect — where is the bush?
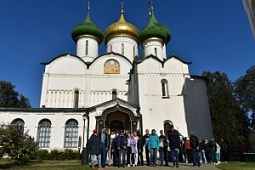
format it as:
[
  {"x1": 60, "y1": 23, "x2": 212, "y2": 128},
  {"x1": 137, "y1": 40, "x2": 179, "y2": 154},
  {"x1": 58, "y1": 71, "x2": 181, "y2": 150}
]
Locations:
[
  {"x1": 47, "y1": 149, "x2": 60, "y2": 160},
  {"x1": 61, "y1": 149, "x2": 80, "y2": 160},
  {"x1": 36, "y1": 150, "x2": 49, "y2": 161},
  {"x1": 36, "y1": 149, "x2": 80, "y2": 160},
  {"x1": 0, "y1": 124, "x2": 38, "y2": 165}
]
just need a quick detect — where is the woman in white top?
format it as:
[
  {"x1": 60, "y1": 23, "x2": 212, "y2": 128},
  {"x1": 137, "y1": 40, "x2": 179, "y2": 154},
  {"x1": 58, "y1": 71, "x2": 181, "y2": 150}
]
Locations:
[{"x1": 131, "y1": 131, "x2": 139, "y2": 167}]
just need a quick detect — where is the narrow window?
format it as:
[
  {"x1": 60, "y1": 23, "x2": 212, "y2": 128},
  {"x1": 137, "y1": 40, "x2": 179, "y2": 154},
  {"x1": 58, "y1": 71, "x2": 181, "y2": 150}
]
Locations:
[
  {"x1": 110, "y1": 45, "x2": 113, "y2": 52},
  {"x1": 37, "y1": 119, "x2": 51, "y2": 148},
  {"x1": 64, "y1": 119, "x2": 78, "y2": 148},
  {"x1": 74, "y1": 90, "x2": 79, "y2": 108},
  {"x1": 133, "y1": 46, "x2": 135, "y2": 58},
  {"x1": 112, "y1": 90, "x2": 117, "y2": 99},
  {"x1": 161, "y1": 82, "x2": 166, "y2": 96},
  {"x1": 85, "y1": 40, "x2": 88, "y2": 55},
  {"x1": 121, "y1": 43, "x2": 124, "y2": 55},
  {"x1": 155, "y1": 48, "x2": 157, "y2": 56},
  {"x1": 161, "y1": 79, "x2": 169, "y2": 97}
]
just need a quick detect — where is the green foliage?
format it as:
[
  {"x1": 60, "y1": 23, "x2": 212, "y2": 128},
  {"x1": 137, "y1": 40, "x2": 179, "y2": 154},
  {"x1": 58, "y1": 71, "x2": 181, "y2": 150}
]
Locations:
[
  {"x1": 47, "y1": 149, "x2": 60, "y2": 160},
  {"x1": 235, "y1": 65, "x2": 255, "y2": 125},
  {"x1": 60, "y1": 149, "x2": 80, "y2": 160},
  {"x1": 203, "y1": 71, "x2": 249, "y2": 151},
  {"x1": 0, "y1": 123, "x2": 38, "y2": 164},
  {"x1": 36, "y1": 150, "x2": 49, "y2": 161},
  {"x1": 36, "y1": 149, "x2": 79, "y2": 161},
  {"x1": 0, "y1": 81, "x2": 31, "y2": 108},
  {"x1": 217, "y1": 162, "x2": 255, "y2": 170},
  {"x1": 1, "y1": 164, "x2": 90, "y2": 170}
]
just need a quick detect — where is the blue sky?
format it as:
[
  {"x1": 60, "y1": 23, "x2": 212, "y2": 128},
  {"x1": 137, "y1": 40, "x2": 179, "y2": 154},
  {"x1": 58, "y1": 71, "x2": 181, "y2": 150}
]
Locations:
[{"x1": 0, "y1": 0, "x2": 254, "y2": 108}]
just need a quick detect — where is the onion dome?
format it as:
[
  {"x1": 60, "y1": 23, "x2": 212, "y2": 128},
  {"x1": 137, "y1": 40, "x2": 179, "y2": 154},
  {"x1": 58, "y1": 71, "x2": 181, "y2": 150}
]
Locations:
[
  {"x1": 104, "y1": 10, "x2": 139, "y2": 44},
  {"x1": 71, "y1": 5, "x2": 104, "y2": 44},
  {"x1": 139, "y1": 7, "x2": 171, "y2": 44}
]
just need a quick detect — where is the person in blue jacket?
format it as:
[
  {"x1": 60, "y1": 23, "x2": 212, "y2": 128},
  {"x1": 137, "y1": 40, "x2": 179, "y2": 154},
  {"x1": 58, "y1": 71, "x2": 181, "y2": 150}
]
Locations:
[
  {"x1": 148, "y1": 129, "x2": 159, "y2": 167},
  {"x1": 117, "y1": 130, "x2": 127, "y2": 167}
]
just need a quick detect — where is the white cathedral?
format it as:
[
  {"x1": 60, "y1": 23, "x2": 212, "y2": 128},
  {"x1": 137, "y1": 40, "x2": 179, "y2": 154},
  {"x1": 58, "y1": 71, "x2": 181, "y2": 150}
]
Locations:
[{"x1": 0, "y1": 2, "x2": 213, "y2": 150}]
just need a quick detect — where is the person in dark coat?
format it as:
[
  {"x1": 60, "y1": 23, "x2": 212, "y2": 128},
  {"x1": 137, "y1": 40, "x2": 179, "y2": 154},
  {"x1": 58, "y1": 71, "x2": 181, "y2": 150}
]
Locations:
[
  {"x1": 221, "y1": 138, "x2": 229, "y2": 163},
  {"x1": 208, "y1": 138, "x2": 217, "y2": 164},
  {"x1": 137, "y1": 132, "x2": 144, "y2": 166},
  {"x1": 168, "y1": 125, "x2": 180, "y2": 167},
  {"x1": 190, "y1": 131, "x2": 201, "y2": 167},
  {"x1": 142, "y1": 129, "x2": 150, "y2": 166},
  {"x1": 199, "y1": 139, "x2": 207, "y2": 163},
  {"x1": 111, "y1": 132, "x2": 119, "y2": 167},
  {"x1": 204, "y1": 139, "x2": 211, "y2": 163},
  {"x1": 89, "y1": 129, "x2": 102, "y2": 169}
]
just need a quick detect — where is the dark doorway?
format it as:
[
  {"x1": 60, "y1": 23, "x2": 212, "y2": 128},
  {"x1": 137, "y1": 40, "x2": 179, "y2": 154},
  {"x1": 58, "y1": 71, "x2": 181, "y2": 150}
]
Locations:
[{"x1": 110, "y1": 120, "x2": 124, "y2": 132}]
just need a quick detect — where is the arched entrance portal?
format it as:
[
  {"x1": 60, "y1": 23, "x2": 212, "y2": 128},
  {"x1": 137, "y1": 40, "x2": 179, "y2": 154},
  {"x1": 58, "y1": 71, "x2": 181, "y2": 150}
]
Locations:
[
  {"x1": 110, "y1": 120, "x2": 124, "y2": 132},
  {"x1": 96, "y1": 102, "x2": 141, "y2": 134},
  {"x1": 106, "y1": 111, "x2": 130, "y2": 132}
]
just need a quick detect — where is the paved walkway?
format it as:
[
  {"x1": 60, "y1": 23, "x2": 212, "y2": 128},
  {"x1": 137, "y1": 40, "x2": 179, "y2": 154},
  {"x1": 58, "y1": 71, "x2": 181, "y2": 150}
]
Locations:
[{"x1": 105, "y1": 163, "x2": 220, "y2": 170}]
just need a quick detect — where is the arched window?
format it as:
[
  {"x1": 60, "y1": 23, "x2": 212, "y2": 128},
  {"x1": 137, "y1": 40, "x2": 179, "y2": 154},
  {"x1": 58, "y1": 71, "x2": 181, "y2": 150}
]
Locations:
[
  {"x1": 37, "y1": 119, "x2": 51, "y2": 148},
  {"x1": 161, "y1": 79, "x2": 169, "y2": 97},
  {"x1": 11, "y1": 119, "x2": 25, "y2": 134},
  {"x1": 155, "y1": 48, "x2": 157, "y2": 56},
  {"x1": 74, "y1": 89, "x2": 79, "y2": 108},
  {"x1": 85, "y1": 40, "x2": 88, "y2": 55},
  {"x1": 104, "y1": 59, "x2": 120, "y2": 74},
  {"x1": 64, "y1": 119, "x2": 78, "y2": 148},
  {"x1": 112, "y1": 90, "x2": 117, "y2": 99}
]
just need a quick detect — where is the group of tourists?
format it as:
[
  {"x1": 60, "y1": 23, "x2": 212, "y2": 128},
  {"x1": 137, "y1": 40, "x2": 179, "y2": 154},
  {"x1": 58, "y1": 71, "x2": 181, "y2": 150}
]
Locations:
[{"x1": 87, "y1": 125, "x2": 229, "y2": 169}]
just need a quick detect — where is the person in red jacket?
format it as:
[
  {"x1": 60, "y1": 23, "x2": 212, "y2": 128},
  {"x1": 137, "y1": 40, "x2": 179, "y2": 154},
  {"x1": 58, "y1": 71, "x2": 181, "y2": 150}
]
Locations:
[{"x1": 184, "y1": 137, "x2": 192, "y2": 163}]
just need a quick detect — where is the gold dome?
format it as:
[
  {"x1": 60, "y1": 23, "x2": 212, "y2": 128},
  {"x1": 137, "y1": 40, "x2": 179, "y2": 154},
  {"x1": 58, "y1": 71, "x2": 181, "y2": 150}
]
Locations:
[{"x1": 105, "y1": 12, "x2": 139, "y2": 44}]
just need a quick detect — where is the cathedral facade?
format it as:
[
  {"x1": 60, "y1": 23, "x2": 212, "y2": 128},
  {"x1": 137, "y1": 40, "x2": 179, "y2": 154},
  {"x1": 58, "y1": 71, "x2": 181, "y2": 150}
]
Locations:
[{"x1": 0, "y1": 2, "x2": 213, "y2": 150}]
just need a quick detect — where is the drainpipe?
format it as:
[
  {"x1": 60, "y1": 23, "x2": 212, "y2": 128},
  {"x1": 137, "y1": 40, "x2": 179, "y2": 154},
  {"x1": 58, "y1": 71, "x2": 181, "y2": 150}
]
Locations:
[
  {"x1": 86, "y1": 111, "x2": 90, "y2": 141},
  {"x1": 136, "y1": 107, "x2": 143, "y2": 136}
]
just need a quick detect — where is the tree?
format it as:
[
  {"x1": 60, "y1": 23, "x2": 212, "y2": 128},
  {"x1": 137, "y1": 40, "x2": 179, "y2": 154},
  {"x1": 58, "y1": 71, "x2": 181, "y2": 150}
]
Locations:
[
  {"x1": 0, "y1": 81, "x2": 31, "y2": 108},
  {"x1": 235, "y1": 66, "x2": 255, "y2": 126},
  {"x1": 203, "y1": 71, "x2": 249, "y2": 150},
  {"x1": 0, "y1": 123, "x2": 38, "y2": 164}
]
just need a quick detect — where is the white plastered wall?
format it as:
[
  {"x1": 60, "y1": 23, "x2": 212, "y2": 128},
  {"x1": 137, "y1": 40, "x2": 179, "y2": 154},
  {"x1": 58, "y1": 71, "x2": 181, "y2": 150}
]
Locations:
[
  {"x1": 0, "y1": 111, "x2": 85, "y2": 151},
  {"x1": 136, "y1": 57, "x2": 191, "y2": 137},
  {"x1": 40, "y1": 54, "x2": 87, "y2": 108}
]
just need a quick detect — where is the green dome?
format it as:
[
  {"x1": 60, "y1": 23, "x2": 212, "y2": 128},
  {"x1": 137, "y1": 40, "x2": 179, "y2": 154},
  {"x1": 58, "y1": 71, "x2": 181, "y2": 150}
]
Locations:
[
  {"x1": 139, "y1": 11, "x2": 171, "y2": 44},
  {"x1": 155, "y1": 23, "x2": 171, "y2": 43},
  {"x1": 71, "y1": 10, "x2": 104, "y2": 44}
]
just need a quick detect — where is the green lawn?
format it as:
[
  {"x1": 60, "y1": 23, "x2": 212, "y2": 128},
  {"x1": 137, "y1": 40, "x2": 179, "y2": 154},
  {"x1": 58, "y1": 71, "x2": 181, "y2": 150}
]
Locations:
[
  {"x1": 4, "y1": 165, "x2": 90, "y2": 170},
  {"x1": 217, "y1": 162, "x2": 255, "y2": 170},
  {"x1": 0, "y1": 159, "x2": 91, "y2": 170}
]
